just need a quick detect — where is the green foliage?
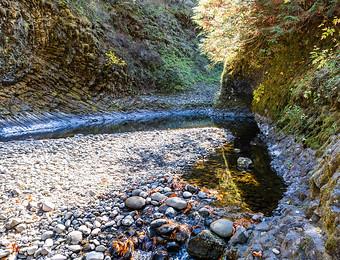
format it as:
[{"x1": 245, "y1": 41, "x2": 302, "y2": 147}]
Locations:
[
  {"x1": 105, "y1": 50, "x2": 126, "y2": 67},
  {"x1": 194, "y1": 0, "x2": 338, "y2": 67},
  {"x1": 156, "y1": 51, "x2": 221, "y2": 92}
]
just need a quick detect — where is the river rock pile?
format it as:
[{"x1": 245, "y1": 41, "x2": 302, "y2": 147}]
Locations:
[{"x1": 0, "y1": 172, "x2": 263, "y2": 260}]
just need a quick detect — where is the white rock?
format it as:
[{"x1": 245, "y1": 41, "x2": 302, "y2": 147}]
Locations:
[
  {"x1": 51, "y1": 254, "x2": 68, "y2": 260},
  {"x1": 0, "y1": 249, "x2": 10, "y2": 258},
  {"x1": 68, "y1": 230, "x2": 83, "y2": 244},
  {"x1": 272, "y1": 248, "x2": 280, "y2": 255},
  {"x1": 41, "y1": 200, "x2": 55, "y2": 212},
  {"x1": 26, "y1": 245, "x2": 38, "y2": 255},
  {"x1": 15, "y1": 223, "x2": 26, "y2": 232},
  {"x1": 91, "y1": 228, "x2": 101, "y2": 236},
  {"x1": 85, "y1": 251, "x2": 104, "y2": 260},
  {"x1": 54, "y1": 224, "x2": 66, "y2": 234},
  {"x1": 44, "y1": 238, "x2": 54, "y2": 247},
  {"x1": 165, "y1": 207, "x2": 176, "y2": 217},
  {"x1": 68, "y1": 245, "x2": 83, "y2": 252},
  {"x1": 79, "y1": 225, "x2": 91, "y2": 235},
  {"x1": 237, "y1": 157, "x2": 253, "y2": 169},
  {"x1": 95, "y1": 245, "x2": 106, "y2": 252},
  {"x1": 5, "y1": 218, "x2": 21, "y2": 229}
]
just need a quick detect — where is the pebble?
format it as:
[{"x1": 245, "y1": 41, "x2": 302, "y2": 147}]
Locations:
[
  {"x1": 44, "y1": 238, "x2": 54, "y2": 247},
  {"x1": 51, "y1": 254, "x2": 68, "y2": 260},
  {"x1": 15, "y1": 223, "x2": 26, "y2": 232},
  {"x1": 91, "y1": 228, "x2": 101, "y2": 236},
  {"x1": 122, "y1": 215, "x2": 134, "y2": 226},
  {"x1": 165, "y1": 197, "x2": 187, "y2": 210},
  {"x1": 5, "y1": 218, "x2": 21, "y2": 229},
  {"x1": 54, "y1": 224, "x2": 66, "y2": 234},
  {"x1": 41, "y1": 230, "x2": 54, "y2": 240},
  {"x1": 68, "y1": 230, "x2": 83, "y2": 244},
  {"x1": 272, "y1": 248, "x2": 280, "y2": 255},
  {"x1": 151, "y1": 192, "x2": 167, "y2": 202},
  {"x1": 79, "y1": 225, "x2": 91, "y2": 235},
  {"x1": 68, "y1": 245, "x2": 83, "y2": 252},
  {"x1": 198, "y1": 191, "x2": 207, "y2": 199},
  {"x1": 0, "y1": 249, "x2": 10, "y2": 258},
  {"x1": 165, "y1": 207, "x2": 176, "y2": 218},
  {"x1": 125, "y1": 196, "x2": 146, "y2": 210},
  {"x1": 41, "y1": 200, "x2": 55, "y2": 212},
  {"x1": 95, "y1": 245, "x2": 106, "y2": 252},
  {"x1": 85, "y1": 251, "x2": 104, "y2": 260},
  {"x1": 182, "y1": 191, "x2": 192, "y2": 198},
  {"x1": 26, "y1": 245, "x2": 39, "y2": 255},
  {"x1": 210, "y1": 218, "x2": 233, "y2": 238}
]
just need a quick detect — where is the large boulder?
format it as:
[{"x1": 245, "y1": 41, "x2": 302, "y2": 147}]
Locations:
[{"x1": 187, "y1": 230, "x2": 226, "y2": 259}]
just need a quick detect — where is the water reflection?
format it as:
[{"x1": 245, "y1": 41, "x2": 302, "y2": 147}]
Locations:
[{"x1": 185, "y1": 119, "x2": 286, "y2": 216}]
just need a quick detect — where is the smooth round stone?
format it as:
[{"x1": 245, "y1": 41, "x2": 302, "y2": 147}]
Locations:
[
  {"x1": 165, "y1": 197, "x2": 187, "y2": 210},
  {"x1": 68, "y1": 245, "x2": 83, "y2": 252},
  {"x1": 95, "y1": 245, "x2": 106, "y2": 252},
  {"x1": 79, "y1": 225, "x2": 91, "y2": 235},
  {"x1": 272, "y1": 248, "x2": 280, "y2": 255},
  {"x1": 54, "y1": 224, "x2": 66, "y2": 234},
  {"x1": 68, "y1": 231, "x2": 83, "y2": 244},
  {"x1": 91, "y1": 228, "x2": 101, "y2": 236},
  {"x1": 125, "y1": 196, "x2": 146, "y2": 210},
  {"x1": 210, "y1": 219, "x2": 233, "y2": 238},
  {"x1": 182, "y1": 191, "x2": 192, "y2": 198},
  {"x1": 151, "y1": 192, "x2": 167, "y2": 202},
  {"x1": 51, "y1": 254, "x2": 67, "y2": 260},
  {"x1": 85, "y1": 251, "x2": 104, "y2": 260}
]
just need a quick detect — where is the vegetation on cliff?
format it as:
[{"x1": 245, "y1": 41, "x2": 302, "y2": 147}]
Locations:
[
  {"x1": 0, "y1": 0, "x2": 219, "y2": 116},
  {"x1": 194, "y1": 0, "x2": 339, "y2": 257},
  {"x1": 194, "y1": 0, "x2": 339, "y2": 149}
]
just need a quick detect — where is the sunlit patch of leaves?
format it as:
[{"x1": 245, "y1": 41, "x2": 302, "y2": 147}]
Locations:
[{"x1": 111, "y1": 237, "x2": 135, "y2": 257}]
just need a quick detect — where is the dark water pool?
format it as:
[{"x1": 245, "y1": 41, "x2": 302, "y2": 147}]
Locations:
[
  {"x1": 0, "y1": 109, "x2": 286, "y2": 215},
  {"x1": 183, "y1": 119, "x2": 286, "y2": 216}
]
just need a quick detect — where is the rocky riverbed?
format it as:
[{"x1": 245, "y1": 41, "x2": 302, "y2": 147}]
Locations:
[{"x1": 0, "y1": 127, "x2": 240, "y2": 259}]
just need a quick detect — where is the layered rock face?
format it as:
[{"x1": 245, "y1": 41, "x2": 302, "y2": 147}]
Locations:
[{"x1": 0, "y1": 0, "x2": 204, "y2": 116}]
